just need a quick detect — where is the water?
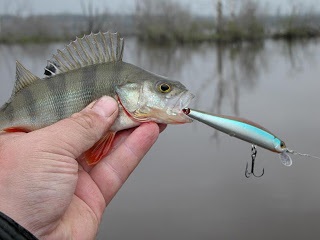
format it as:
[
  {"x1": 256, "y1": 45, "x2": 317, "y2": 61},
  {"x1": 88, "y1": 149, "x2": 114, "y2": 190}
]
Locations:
[{"x1": 1, "y1": 39, "x2": 320, "y2": 239}]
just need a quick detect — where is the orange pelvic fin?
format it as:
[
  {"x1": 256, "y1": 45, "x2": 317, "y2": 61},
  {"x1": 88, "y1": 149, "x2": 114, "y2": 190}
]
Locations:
[
  {"x1": 3, "y1": 127, "x2": 30, "y2": 133},
  {"x1": 84, "y1": 131, "x2": 116, "y2": 165}
]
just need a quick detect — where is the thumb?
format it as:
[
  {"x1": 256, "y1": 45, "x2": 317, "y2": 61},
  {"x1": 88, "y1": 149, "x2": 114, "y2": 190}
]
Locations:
[{"x1": 37, "y1": 96, "x2": 119, "y2": 159}]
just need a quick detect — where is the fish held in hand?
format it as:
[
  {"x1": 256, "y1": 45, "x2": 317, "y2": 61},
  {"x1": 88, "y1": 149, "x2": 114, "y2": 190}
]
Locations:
[{"x1": 0, "y1": 32, "x2": 194, "y2": 165}]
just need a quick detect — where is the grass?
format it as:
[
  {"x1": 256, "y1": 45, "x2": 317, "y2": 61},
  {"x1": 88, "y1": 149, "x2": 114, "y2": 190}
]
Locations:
[
  {"x1": 0, "y1": 34, "x2": 67, "y2": 44},
  {"x1": 272, "y1": 26, "x2": 320, "y2": 40},
  {"x1": 0, "y1": 19, "x2": 319, "y2": 45}
]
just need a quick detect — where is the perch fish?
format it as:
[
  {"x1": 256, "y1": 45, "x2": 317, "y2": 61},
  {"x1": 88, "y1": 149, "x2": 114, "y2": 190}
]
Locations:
[{"x1": 0, "y1": 32, "x2": 194, "y2": 165}]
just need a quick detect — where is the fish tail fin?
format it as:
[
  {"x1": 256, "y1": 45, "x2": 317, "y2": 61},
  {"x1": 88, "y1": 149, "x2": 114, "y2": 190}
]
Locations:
[
  {"x1": 3, "y1": 127, "x2": 30, "y2": 133},
  {"x1": 81, "y1": 131, "x2": 116, "y2": 165}
]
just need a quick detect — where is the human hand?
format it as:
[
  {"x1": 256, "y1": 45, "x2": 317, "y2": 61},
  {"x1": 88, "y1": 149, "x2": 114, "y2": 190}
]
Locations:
[{"x1": 0, "y1": 96, "x2": 164, "y2": 239}]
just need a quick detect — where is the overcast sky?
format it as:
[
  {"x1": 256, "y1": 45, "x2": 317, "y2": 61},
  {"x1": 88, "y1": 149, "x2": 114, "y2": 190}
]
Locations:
[{"x1": 0, "y1": 0, "x2": 319, "y2": 16}]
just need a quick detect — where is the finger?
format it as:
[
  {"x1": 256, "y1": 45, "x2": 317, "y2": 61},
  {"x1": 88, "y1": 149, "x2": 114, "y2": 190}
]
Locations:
[
  {"x1": 0, "y1": 132, "x2": 25, "y2": 143},
  {"x1": 111, "y1": 123, "x2": 166, "y2": 152},
  {"x1": 34, "y1": 96, "x2": 118, "y2": 159},
  {"x1": 81, "y1": 123, "x2": 167, "y2": 172},
  {"x1": 79, "y1": 127, "x2": 136, "y2": 172},
  {"x1": 89, "y1": 122, "x2": 160, "y2": 205}
]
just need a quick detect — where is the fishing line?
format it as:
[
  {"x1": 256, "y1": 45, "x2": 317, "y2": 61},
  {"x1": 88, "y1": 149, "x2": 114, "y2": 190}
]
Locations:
[{"x1": 286, "y1": 149, "x2": 320, "y2": 160}]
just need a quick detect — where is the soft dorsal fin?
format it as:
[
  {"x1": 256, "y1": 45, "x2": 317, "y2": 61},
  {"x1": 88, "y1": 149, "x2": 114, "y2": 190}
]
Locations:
[
  {"x1": 14, "y1": 61, "x2": 40, "y2": 95},
  {"x1": 0, "y1": 61, "x2": 39, "y2": 111},
  {"x1": 44, "y1": 31, "x2": 124, "y2": 76}
]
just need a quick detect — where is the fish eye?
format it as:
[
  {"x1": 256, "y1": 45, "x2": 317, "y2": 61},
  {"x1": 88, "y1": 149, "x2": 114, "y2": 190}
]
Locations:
[
  {"x1": 280, "y1": 141, "x2": 286, "y2": 149},
  {"x1": 158, "y1": 83, "x2": 171, "y2": 93}
]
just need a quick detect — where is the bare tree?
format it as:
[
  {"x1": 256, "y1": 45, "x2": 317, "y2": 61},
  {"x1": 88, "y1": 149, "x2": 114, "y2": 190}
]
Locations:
[
  {"x1": 216, "y1": 0, "x2": 223, "y2": 34},
  {"x1": 0, "y1": 0, "x2": 33, "y2": 39},
  {"x1": 1, "y1": 0, "x2": 31, "y2": 17},
  {"x1": 217, "y1": 0, "x2": 264, "y2": 41},
  {"x1": 135, "y1": 0, "x2": 199, "y2": 44},
  {"x1": 80, "y1": 0, "x2": 109, "y2": 34}
]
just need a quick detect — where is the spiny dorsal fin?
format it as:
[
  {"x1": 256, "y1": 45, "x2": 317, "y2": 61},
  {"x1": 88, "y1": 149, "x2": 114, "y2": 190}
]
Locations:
[
  {"x1": 14, "y1": 61, "x2": 40, "y2": 95},
  {"x1": 44, "y1": 31, "x2": 124, "y2": 76}
]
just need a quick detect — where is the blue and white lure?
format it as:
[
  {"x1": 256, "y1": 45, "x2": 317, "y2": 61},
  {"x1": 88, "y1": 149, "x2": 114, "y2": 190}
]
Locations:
[{"x1": 183, "y1": 108, "x2": 320, "y2": 167}]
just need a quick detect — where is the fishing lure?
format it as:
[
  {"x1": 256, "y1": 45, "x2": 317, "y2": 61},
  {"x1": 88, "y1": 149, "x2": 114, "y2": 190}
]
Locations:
[{"x1": 183, "y1": 108, "x2": 320, "y2": 167}]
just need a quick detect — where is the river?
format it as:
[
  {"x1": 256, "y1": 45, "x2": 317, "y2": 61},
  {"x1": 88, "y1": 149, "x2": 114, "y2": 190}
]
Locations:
[{"x1": 1, "y1": 38, "x2": 320, "y2": 239}]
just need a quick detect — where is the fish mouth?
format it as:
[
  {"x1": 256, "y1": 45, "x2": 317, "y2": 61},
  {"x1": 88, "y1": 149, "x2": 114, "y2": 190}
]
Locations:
[
  {"x1": 166, "y1": 91, "x2": 194, "y2": 123},
  {"x1": 117, "y1": 90, "x2": 194, "y2": 124}
]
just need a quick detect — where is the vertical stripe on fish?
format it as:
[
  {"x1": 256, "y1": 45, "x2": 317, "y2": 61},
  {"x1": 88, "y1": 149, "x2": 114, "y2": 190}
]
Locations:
[
  {"x1": 21, "y1": 88, "x2": 37, "y2": 124},
  {"x1": 45, "y1": 73, "x2": 67, "y2": 121}
]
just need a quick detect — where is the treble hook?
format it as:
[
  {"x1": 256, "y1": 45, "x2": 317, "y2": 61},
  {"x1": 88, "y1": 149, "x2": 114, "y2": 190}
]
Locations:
[{"x1": 245, "y1": 145, "x2": 265, "y2": 178}]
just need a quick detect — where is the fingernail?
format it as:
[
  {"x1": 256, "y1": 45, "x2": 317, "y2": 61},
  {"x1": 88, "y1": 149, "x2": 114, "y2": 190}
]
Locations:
[{"x1": 92, "y1": 96, "x2": 117, "y2": 117}]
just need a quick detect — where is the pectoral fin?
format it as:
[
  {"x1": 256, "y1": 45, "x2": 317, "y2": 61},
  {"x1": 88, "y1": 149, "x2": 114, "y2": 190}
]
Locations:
[{"x1": 83, "y1": 131, "x2": 116, "y2": 165}]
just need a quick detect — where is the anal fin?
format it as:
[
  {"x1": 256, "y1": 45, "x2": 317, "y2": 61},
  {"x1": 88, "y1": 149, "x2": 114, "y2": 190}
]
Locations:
[{"x1": 84, "y1": 131, "x2": 116, "y2": 165}]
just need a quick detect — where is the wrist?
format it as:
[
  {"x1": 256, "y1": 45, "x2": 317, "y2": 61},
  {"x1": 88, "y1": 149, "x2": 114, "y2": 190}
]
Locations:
[{"x1": 0, "y1": 211, "x2": 38, "y2": 240}]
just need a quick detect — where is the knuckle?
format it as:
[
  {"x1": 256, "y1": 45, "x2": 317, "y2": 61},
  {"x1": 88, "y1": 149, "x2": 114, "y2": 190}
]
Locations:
[{"x1": 70, "y1": 111, "x2": 100, "y2": 136}]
